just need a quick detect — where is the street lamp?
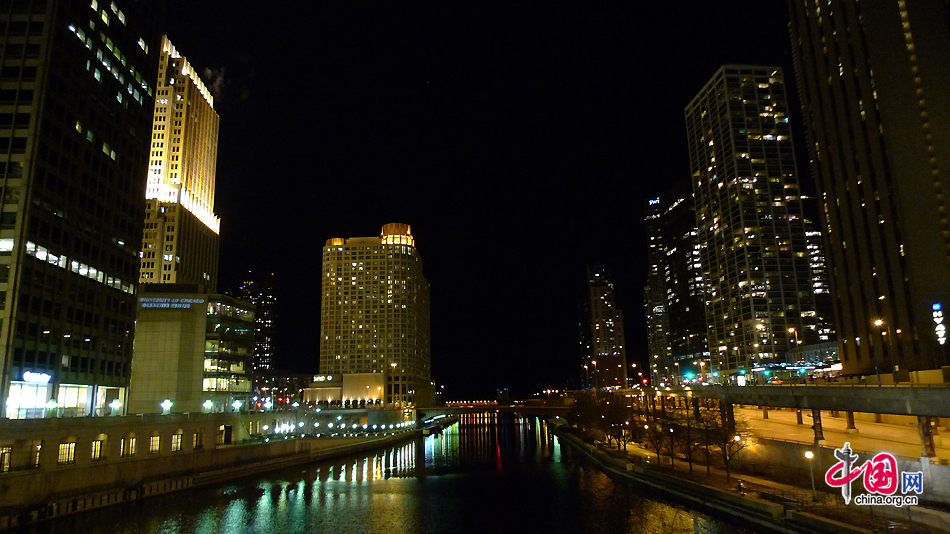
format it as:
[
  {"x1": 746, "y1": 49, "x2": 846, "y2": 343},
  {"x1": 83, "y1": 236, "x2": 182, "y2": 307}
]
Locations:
[
  {"x1": 160, "y1": 399, "x2": 173, "y2": 415},
  {"x1": 805, "y1": 450, "x2": 817, "y2": 501}
]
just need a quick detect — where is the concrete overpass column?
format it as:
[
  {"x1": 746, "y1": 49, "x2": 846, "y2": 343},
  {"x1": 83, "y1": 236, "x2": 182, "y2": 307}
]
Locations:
[
  {"x1": 920, "y1": 416, "x2": 938, "y2": 458},
  {"x1": 720, "y1": 400, "x2": 735, "y2": 434},
  {"x1": 811, "y1": 409, "x2": 825, "y2": 444},
  {"x1": 846, "y1": 411, "x2": 858, "y2": 433},
  {"x1": 796, "y1": 409, "x2": 803, "y2": 425}
]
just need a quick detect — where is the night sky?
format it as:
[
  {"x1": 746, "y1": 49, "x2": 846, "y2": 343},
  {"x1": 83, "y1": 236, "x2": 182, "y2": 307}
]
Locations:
[{"x1": 163, "y1": 3, "x2": 795, "y2": 400}]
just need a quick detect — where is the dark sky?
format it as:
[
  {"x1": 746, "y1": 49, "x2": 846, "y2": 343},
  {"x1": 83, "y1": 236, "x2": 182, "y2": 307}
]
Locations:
[{"x1": 163, "y1": 3, "x2": 796, "y2": 400}]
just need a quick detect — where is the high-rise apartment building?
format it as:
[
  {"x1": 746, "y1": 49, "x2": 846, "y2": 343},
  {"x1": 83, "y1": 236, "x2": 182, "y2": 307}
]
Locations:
[
  {"x1": 240, "y1": 270, "x2": 276, "y2": 373},
  {"x1": 138, "y1": 36, "x2": 219, "y2": 290},
  {"x1": 584, "y1": 265, "x2": 627, "y2": 388},
  {"x1": 320, "y1": 223, "x2": 432, "y2": 406},
  {"x1": 789, "y1": 0, "x2": 950, "y2": 375},
  {"x1": 0, "y1": 0, "x2": 162, "y2": 418},
  {"x1": 644, "y1": 181, "x2": 710, "y2": 384},
  {"x1": 686, "y1": 65, "x2": 819, "y2": 381}
]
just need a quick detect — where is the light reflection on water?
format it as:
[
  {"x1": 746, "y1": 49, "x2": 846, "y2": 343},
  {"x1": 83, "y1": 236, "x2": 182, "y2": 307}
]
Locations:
[{"x1": 22, "y1": 414, "x2": 748, "y2": 534}]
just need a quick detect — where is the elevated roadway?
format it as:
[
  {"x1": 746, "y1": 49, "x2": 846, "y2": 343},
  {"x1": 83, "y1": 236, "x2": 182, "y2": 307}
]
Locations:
[{"x1": 669, "y1": 384, "x2": 950, "y2": 418}]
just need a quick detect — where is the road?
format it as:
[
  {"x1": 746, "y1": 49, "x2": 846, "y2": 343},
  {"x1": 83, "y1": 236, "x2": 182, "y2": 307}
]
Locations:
[{"x1": 735, "y1": 406, "x2": 950, "y2": 460}]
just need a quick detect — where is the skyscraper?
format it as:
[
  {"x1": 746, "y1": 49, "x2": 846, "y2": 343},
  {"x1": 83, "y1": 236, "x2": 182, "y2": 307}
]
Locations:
[
  {"x1": 686, "y1": 65, "x2": 819, "y2": 382},
  {"x1": 789, "y1": 0, "x2": 950, "y2": 375},
  {"x1": 584, "y1": 265, "x2": 627, "y2": 388},
  {"x1": 320, "y1": 223, "x2": 431, "y2": 406},
  {"x1": 240, "y1": 270, "x2": 276, "y2": 373},
  {"x1": 138, "y1": 36, "x2": 219, "y2": 290},
  {"x1": 0, "y1": 0, "x2": 162, "y2": 418},
  {"x1": 644, "y1": 199, "x2": 673, "y2": 385},
  {"x1": 644, "y1": 181, "x2": 710, "y2": 384}
]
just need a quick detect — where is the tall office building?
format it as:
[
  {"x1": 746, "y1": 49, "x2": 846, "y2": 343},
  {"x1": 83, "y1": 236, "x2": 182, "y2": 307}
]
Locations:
[
  {"x1": 138, "y1": 36, "x2": 219, "y2": 290},
  {"x1": 584, "y1": 265, "x2": 627, "y2": 388},
  {"x1": 644, "y1": 181, "x2": 710, "y2": 384},
  {"x1": 686, "y1": 65, "x2": 819, "y2": 381},
  {"x1": 644, "y1": 199, "x2": 672, "y2": 384},
  {"x1": 320, "y1": 223, "x2": 432, "y2": 406},
  {"x1": 0, "y1": 0, "x2": 162, "y2": 418},
  {"x1": 240, "y1": 270, "x2": 276, "y2": 373},
  {"x1": 789, "y1": 0, "x2": 950, "y2": 375}
]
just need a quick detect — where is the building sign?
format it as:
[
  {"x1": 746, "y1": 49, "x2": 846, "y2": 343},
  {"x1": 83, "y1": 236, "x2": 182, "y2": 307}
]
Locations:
[
  {"x1": 22, "y1": 371, "x2": 51, "y2": 384},
  {"x1": 139, "y1": 297, "x2": 206, "y2": 309},
  {"x1": 933, "y1": 303, "x2": 945, "y2": 345},
  {"x1": 825, "y1": 442, "x2": 921, "y2": 506}
]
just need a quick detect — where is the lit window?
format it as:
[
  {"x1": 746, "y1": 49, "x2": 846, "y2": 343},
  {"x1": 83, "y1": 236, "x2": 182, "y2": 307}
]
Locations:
[
  {"x1": 149, "y1": 435, "x2": 160, "y2": 454},
  {"x1": 91, "y1": 439, "x2": 103, "y2": 460},
  {"x1": 0, "y1": 447, "x2": 10, "y2": 472},
  {"x1": 57, "y1": 442, "x2": 76, "y2": 465}
]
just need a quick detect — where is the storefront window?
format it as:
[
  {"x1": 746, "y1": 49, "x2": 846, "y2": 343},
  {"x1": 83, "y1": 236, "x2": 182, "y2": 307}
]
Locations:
[
  {"x1": 5, "y1": 381, "x2": 50, "y2": 419},
  {"x1": 56, "y1": 384, "x2": 89, "y2": 417}
]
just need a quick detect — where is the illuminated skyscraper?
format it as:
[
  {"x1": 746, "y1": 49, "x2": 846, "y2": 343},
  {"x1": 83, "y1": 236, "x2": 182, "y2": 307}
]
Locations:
[
  {"x1": 789, "y1": 0, "x2": 950, "y2": 375},
  {"x1": 584, "y1": 265, "x2": 627, "y2": 388},
  {"x1": 686, "y1": 65, "x2": 819, "y2": 381},
  {"x1": 0, "y1": 0, "x2": 162, "y2": 418},
  {"x1": 240, "y1": 271, "x2": 276, "y2": 373},
  {"x1": 320, "y1": 223, "x2": 432, "y2": 406},
  {"x1": 138, "y1": 36, "x2": 219, "y2": 290},
  {"x1": 644, "y1": 182, "x2": 710, "y2": 385}
]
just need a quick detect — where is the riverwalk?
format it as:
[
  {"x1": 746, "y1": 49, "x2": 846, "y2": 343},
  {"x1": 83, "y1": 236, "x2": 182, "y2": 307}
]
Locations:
[{"x1": 553, "y1": 424, "x2": 950, "y2": 533}]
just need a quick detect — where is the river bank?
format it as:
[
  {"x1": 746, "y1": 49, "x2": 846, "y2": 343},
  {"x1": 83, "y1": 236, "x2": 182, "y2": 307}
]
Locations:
[
  {"x1": 553, "y1": 426, "x2": 886, "y2": 534},
  {"x1": 0, "y1": 430, "x2": 420, "y2": 530}
]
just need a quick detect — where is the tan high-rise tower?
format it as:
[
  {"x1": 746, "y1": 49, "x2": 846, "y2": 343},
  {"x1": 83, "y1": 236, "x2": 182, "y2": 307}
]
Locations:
[
  {"x1": 320, "y1": 224, "x2": 432, "y2": 406},
  {"x1": 139, "y1": 36, "x2": 219, "y2": 290}
]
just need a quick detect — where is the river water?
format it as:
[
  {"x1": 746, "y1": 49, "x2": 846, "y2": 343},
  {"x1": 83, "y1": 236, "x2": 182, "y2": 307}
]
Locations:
[{"x1": 22, "y1": 413, "x2": 748, "y2": 534}]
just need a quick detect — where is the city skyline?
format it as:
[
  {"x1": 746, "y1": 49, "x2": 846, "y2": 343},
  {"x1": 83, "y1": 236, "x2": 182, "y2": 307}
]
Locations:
[{"x1": 161, "y1": 2, "x2": 798, "y2": 398}]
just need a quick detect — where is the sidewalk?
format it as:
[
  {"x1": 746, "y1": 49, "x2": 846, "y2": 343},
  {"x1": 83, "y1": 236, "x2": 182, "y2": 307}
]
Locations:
[{"x1": 735, "y1": 407, "x2": 950, "y2": 460}]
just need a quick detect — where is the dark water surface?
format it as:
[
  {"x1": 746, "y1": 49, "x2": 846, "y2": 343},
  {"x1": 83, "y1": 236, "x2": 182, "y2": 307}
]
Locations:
[{"x1": 23, "y1": 414, "x2": 749, "y2": 534}]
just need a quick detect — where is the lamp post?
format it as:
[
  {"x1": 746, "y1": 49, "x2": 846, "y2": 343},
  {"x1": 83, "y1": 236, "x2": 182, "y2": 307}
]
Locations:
[
  {"x1": 591, "y1": 360, "x2": 598, "y2": 390},
  {"x1": 805, "y1": 450, "x2": 817, "y2": 501}
]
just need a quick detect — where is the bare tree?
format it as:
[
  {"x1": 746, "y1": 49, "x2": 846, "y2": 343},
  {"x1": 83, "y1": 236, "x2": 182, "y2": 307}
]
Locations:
[
  {"x1": 670, "y1": 397, "x2": 701, "y2": 474},
  {"x1": 703, "y1": 400, "x2": 748, "y2": 483},
  {"x1": 570, "y1": 389, "x2": 602, "y2": 433}
]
